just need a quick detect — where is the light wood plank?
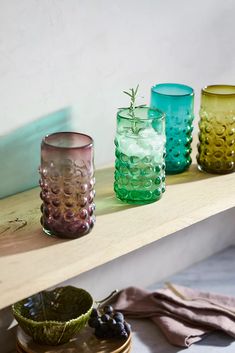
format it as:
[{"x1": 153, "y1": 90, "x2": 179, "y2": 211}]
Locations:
[{"x1": 0, "y1": 148, "x2": 235, "y2": 310}]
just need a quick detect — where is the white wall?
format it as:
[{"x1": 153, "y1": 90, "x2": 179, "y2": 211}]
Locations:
[{"x1": 0, "y1": 0, "x2": 235, "y2": 166}]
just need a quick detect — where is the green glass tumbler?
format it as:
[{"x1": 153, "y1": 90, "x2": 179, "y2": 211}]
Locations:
[
  {"x1": 114, "y1": 107, "x2": 166, "y2": 204},
  {"x1": 197, "y1": 85, "x2": 235, "y2": 174}
]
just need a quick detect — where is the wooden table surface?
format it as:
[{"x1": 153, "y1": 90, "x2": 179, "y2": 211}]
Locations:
[{"x1": 0, "y1": 155, "x2": 235, "y2": 310}]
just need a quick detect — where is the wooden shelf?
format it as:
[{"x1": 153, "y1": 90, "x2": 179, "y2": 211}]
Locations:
[{"x1": 1, "y1": 154, "x2": 235, "y2": 310}]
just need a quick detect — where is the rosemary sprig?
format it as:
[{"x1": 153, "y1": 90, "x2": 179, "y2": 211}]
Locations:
[
  {"x1": 123, "y1": 84, "x2": 139, "y2": 119},
  {"x1": 122, "y1": 85, "x2": 145, "y2": 134}
]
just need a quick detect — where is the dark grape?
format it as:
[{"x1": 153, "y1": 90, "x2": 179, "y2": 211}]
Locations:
[
  {"x1": 88, "y1": 317, "x2": 101, "y2": 329},
  {"x1": 108, "y1": 318, "x2": 116, "y2": 327},
  {"x1": 105, "y1": 329, "x2": 115, "y2": 338},
  {"x1": 88, "y1": 318, "x2": 94, "y2": 328},
  {"x1": 101, "y1": 323, "x2": 109, "y2": 333},
  {"x1": 119, "y1": 330, "x2": 128, "y2": 339},
  {"x1": 124, "y1": 321, "x2": 131, "y2": 334},
  {"x1": 114, "y1": 312, "x2": 124, "y2": 323},
  {"x1": 115, "y1": 322, "x2": 125, "y2": 332},
  {"x1": 101, "y1": 313, "x2": 110, "y2": 322},
  {"x1": 94, "y1": 323, "x2": 110, "y2": 339},
  {"x1": 95, "y1": 327, "x2": 105, "y2": 339},
  {"x1": 90, "y1": 306, "x2": 130, "y2": 340},
  {"x1": 90, "y1": 308, "x2": 99, "y2": 318},
  {"x1": 103, "y1": 305, "x2": 114, "y2": 315}
]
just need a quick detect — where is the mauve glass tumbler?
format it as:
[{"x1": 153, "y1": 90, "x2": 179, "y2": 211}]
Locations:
[{"x1": 39, "y1": 132, "x2": 95, "y2": 239}]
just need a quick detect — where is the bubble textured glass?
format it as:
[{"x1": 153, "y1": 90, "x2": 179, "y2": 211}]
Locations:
[
  {"x1": 197, "y1": 85, "x2": 235, "y2": 174},
  {"x1": 114, "y1": 107, "x2": 166, "y2": 204},
  {"x1": 39, "y1": 132, "x2": 95, "y2": 239},
  {"x1": 151, "y1": 83, "x2": 194, "y2": 174}
]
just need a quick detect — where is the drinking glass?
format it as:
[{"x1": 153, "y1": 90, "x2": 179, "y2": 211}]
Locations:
[
  {"x1": 197, "y1": 85, "x2": 235, "y2": 174},
  {"x1": 114, "y1": 106, "x2": 166, "y2": 204},
  {"x1": 151, "y1": 83, "x2": 194, "y2": 174},
  {"x1": 39, "y1": 132, "x2": 95, "y2": 239}
]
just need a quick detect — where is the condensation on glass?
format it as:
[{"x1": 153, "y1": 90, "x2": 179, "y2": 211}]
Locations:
[{"x1": 114, "y1": 106, "x2": 166, "y2": 204}]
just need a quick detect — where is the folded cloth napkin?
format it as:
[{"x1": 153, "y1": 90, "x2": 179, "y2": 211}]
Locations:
[{"x1": 109, "y1": 283, "x2": 235, "y2": 347}]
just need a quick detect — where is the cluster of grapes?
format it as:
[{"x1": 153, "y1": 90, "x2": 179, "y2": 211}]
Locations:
[{"x1": 88, "y1": 305, "x2": 131, "y2": 339}]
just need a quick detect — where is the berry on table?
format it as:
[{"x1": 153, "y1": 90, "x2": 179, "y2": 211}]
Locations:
[{"x1": 88, "y1": 304, "x2": 131, "y2": 340}]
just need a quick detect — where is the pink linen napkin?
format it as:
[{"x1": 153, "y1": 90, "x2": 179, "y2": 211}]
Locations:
[{"x1": 109, "y1": 283, "x2": 235, "y2": 347}]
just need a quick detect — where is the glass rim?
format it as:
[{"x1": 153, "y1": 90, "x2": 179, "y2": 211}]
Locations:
[
  {"x1": 202, "y1": 85, "x2": 235, "y2": 97},
  {"x1": 151, "y1": 83, "x2": 194, "y2": 97},
  {"x1": 42, "y1": 132, "x2": 93, "y2": 150},
  {"x1": 117, "y1": 106, "x2": 165, "y2": 122}
]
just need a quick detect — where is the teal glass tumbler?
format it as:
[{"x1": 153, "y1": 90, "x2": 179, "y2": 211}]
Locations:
[
  {"x1": 151, "y1": 83, "x2": 194, "y2": 174},
  {"x1": 114, "y1": 107, "x2": 166, "y2": 204}
]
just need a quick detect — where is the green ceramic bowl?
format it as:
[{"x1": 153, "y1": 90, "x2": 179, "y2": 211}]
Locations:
[{"x1": 12, "y1": 286, "x2": 93, "y2": 346}]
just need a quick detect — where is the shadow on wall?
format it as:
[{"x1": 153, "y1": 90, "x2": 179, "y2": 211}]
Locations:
[{"x1": 0, "y1": 108, "x2": 72, "y2": 199}]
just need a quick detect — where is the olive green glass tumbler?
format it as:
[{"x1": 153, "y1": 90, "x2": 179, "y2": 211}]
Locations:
[
  {"x1": 197, "y1": 85, "x2": 235, "y2": 174},
  {"x1": 114, "y1": 107, "x2": 166, "y2": 204}
]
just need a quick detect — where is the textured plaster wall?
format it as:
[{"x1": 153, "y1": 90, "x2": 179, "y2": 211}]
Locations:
[{"x1": 0, "y1": 0, "x2": 235, "y2": 166}]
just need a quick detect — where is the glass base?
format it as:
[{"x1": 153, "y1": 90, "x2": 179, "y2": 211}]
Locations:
[
  {"x1": 197, "y1": 164, "x2": 235, "y2": 175},
  {"x1": 42, "y1": 227, "x2": 90, "y2": 239},
  {"x1": 42, "y1": 227, "x2": 57, "y2": 237},
  {"x1": 166, "y1": 166, "x2": 190, "y2": 175},
  {"x1": 115, "y1": 195, "x2": 162, "y2": 205}
]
